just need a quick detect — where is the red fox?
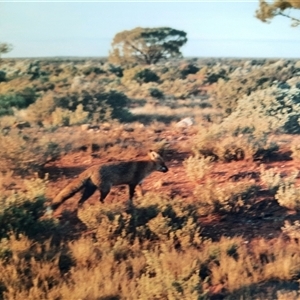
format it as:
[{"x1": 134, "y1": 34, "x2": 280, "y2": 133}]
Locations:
[{"x1": 51, "y1": 150, "x2": 168, "y2": 211}]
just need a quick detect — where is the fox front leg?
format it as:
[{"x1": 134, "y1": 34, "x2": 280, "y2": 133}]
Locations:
[
  {"x1": 127, "y1": 183, "x2": 143, "y2": 207},
  {"x1": 127, "y1": 183, "x2": 138, "y2": 206}
]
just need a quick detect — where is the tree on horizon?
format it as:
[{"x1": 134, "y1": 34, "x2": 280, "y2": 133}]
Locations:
[
  {"x1": 109, "y1": 27, "x2": 187, "y2": 65},
  {"x1": 0, "y1": 43, "x2": 13, "y2": 61}
]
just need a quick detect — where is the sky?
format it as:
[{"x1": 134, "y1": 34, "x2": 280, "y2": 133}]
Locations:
[{"x1": 1, "y1": 1, "x2": 300, "y2": 59}]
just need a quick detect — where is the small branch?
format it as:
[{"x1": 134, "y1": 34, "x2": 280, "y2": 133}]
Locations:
[
  {"x1": 278, "y1": 11, "x2": 300, "y2": 25},
  {"x1": 126, "y1": 40, "x2": 148, "y2": 61}
]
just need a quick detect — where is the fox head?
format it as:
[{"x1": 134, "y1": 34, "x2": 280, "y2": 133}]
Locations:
[{"x1": 148, "y1": 150, "x2": 168, "y2": 173}]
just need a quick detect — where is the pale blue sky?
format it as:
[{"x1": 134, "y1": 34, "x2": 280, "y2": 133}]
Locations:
[{"x1": 1, "y1": 1, "x2": 300, "y2": 58}]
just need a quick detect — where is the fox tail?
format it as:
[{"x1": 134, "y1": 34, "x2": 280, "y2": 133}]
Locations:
[{"x1": 51, "y1": 169, "x2": 92, "y2": 210}]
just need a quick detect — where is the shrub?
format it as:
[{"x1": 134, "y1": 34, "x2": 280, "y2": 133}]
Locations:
[
  {"x1": 149, "y1": 87, "x2": 164, "y2": 99},
  {"x1": 27, "y1": 90, "x2": 131, "y2": 125},
  {"x1": 67, "y1": 90, "x2": 131, "y2": 122},
  {"x1": 0, "y1": 88, "x2": 37, "y2": 117},
  {"x1": 0, "y1": 197, "x2": 51, "y2": 239},
  {"x1": 211, "y1": 77, "x2": 245, "y2": 115},
  {"x1": 81, "y1": 65, "x2": 105, "y2": 76},
  {"x1": 275, "y1": 182, "x2": 300, "y2": 210},
  {"x1": 159, "y1": 78, "x2": 200, "y2": 99},
  {"x1": 26, "y1": 92, "x2": 56, "y2": 125},
  {"x1": 108, "y1": 64, "x2": 123, "y2": 77},
  {"x1": 205, "y1": 68, "x2": 228, "y2": 84},
  {"x1": 51, "y1": 107, "x2": 72, "y2": 126},
  {"x1": 78, "y1": 193, "x2": 202, "y2": 249},
  {"x1": 0, "y1": 176, "x2": 57, "y2": 239},
  {"x1": 211, "y1": 60, "x2": 297, "y2": 116},
  {"x1": 221, "y1": 83, "x2": 300, "y2": 134},
  {"x1": 121, "y1": 66, "x2": 143, "y2": 84},
  {"x1": 291, "y1": 141, "x2": 300, "y2": 162},
  {"x1": 179, "y1": 63, "x2": 199, "y2": 79},
  {"x1": 0, "y1": 94, "x2": 27, "y2": 116},
  {"x1": 17, "y1": 87, "x2": 38, "y2": 106},
  {"x1": 183, "y1": 155, "x2": 212, "y2": 181},
  {"x1": 194, "y1": 180, "x2": 258, "y2": 215},
  {"x1": 50, "y1": 104, "x2": 88, "y2": 127},
  {"x1": 260, "y1": 166, "x2": 298, "y2": 195},
  {"x1": 193, "y1": 128, "x2": 279, "y2": 163},
  {"x1": 260, "y1": 166, "x2": 282, "y2": 194},
  {"x1": 133, "y1": 68, "x2": 160, "y2": 83},
  {"x1": 95, "y1": 90, "x2": 131, "y2": 121},
  {"x1": 69, "y1": 104, "x2": 89, "y2": 125},
  {"x1": 0, "y1": 132, "x2": 62, "y2": 174},
  {"x1": 0, "y1": 70, "x2": 6, "y2": 82}
]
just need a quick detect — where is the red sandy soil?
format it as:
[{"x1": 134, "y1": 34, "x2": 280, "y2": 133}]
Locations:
[{"x1": 43, "y1": 129, "x2": 300, "y2": 242}]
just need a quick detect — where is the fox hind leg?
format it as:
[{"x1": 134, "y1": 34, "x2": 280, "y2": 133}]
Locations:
[
  {"x1": 129, "y1": 184, "x2": 138, "y2": 200},
  {"x1": 99, "y1": 184, "x2": 111, "y2": 203},
  {"x1": 78, "y1": 180, "x2": 97, "y2": 207}
]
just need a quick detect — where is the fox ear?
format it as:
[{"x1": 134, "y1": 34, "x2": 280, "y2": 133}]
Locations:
[{"x1": 148, "y1": 150, "x2": 160, "y2": 160}]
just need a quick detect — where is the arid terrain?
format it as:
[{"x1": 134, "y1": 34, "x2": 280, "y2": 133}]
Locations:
[
  {"x1": 2, "y1": 57, "x2": 300, "y2": 299},
  {"x1": 44, "y1": 127, "x2": 300, "y2": 242}
]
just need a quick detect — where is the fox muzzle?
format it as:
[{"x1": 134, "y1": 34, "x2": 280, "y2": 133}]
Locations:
[{"x1": 160, "y1": 166, "x2": 168, "y2": 173}]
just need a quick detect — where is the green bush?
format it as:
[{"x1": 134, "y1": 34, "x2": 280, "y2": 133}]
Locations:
[
  {"x1": 0, "y1": 88, "x2": 37, "y2": 116},
  {"x1": 179, "y1": 63, "x2": 199, "y2": 79},
  {"x1": 223, "y1": 83, "x2": 300, "y2": 134},
  {"x1": 108, "y1": 64, "x2": 123, "y2": 77},
  {"x1": 0, "y1": 196, "x2": 54, "y2": 239},
  {"x1": 149, "y1": 88, "x2": 164, "y2": 99},
  {"x1": 0, "y1": 176, "x2": 58, "y2": 240},
  {"x1": 94, "y1": 90, "x2": 131, "y2": 121},
  {"x1": 0, "y1": 70, "x2": 6, "y2": 82},
  {"x1": 133, "y1": 68, "x2": 160, "y2": 83},
  {"x1": 205, "y1": 68, "x2": 228, "y2": 84},
  {"x1": 27, "y1": 61, "x2": 41, "y2": 80},
  {"x1": 55, "y1": 90, "x2": 131, "y2": 122},
  {"x1": 211, "y1": 60, "x2": 297, "y2": 116},
  {"x1": 17, "y1": 87, "x2": 38, "y2": 106},
  {"x1": 0, "y1": 106, "x2": 13, "y2": 116},
  {"x1": 81, "y1": 66, "x2": 105, "y2": 76}
]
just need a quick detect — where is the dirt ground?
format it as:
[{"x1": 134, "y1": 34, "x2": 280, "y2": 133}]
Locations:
[{"x1": 42, "y1": 127, "x2": 300, "y2": 243}]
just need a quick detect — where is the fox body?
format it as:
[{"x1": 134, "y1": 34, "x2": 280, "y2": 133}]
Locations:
[{"x1": 51, "y1": 150, "x2": 168, "y2": 211}]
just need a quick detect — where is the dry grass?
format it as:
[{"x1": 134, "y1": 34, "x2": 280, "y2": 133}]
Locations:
[
  {"x1": 1, "y1": 121, "x2": 300, "y2": 298},
  {"x1": 2, "y1": 225, "x2": 300, "y2": 299},
  {"x1": 183, "y1": 155, "x2": 213, "y2": 182},
  {"x1": 194, "y1": 179, "x2": 258, "y2": 215},
  {"x1": 130, "y1": 101, "x2": 215, "y2": 122}
]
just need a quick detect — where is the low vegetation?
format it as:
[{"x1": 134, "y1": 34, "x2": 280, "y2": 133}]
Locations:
[{"x1": 1, "y1": 57, "x2": 300, "y2": 298}]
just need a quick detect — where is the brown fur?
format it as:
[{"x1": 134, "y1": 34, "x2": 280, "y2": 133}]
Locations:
[{"x1": 51, "y1": 150, "x2": 168, "y2": 211}]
